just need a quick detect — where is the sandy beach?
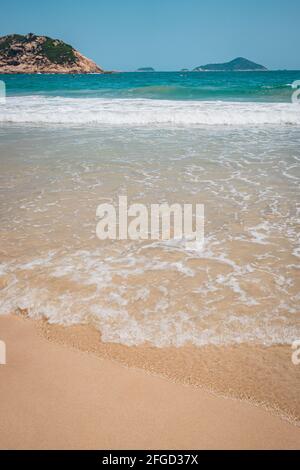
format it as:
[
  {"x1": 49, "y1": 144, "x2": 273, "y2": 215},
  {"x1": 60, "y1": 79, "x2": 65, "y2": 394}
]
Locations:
[
  {"x1": 0, "y1": 314, "x2": 299, "y2": 450},
  {"x1": 1, "y1": 0, "x2": 300, "y2": 454}
]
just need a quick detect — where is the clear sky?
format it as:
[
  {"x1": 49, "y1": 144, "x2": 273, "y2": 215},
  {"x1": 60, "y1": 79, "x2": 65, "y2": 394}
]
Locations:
[{"x1": 1, "y1": 0, "x2": 299, "y2": 71}]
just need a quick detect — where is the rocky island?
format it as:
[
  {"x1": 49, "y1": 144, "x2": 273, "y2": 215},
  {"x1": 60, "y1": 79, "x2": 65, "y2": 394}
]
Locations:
[
  {"x1": 193, "y1": 57, "x2": 267, "y2": 72},
  {"x1": 136, "y1": 67, "x2": 155, "y2": 72},
  {"x1": 0, "y1": 33, "x2": 104, "y2": 74}
]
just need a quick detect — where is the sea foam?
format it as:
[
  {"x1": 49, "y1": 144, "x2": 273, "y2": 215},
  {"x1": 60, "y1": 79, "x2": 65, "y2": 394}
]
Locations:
[{"x1": 1, "y1": 96, "x2": 300, "y2": 126}]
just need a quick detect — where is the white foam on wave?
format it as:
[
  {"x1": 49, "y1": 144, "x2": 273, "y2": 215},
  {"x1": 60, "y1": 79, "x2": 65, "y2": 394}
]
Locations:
[
  {"x1": 1, "y1": 242, "x2": 299, "y2": 348},
  {"x1": 1, "y1": 96, "x2": 300, "y2": 126}
]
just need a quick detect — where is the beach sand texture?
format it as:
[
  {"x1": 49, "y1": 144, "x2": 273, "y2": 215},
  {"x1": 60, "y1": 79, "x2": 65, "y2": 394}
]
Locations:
[{"x1": 0, "y1": 315, "x2": 299, "y2": 450}]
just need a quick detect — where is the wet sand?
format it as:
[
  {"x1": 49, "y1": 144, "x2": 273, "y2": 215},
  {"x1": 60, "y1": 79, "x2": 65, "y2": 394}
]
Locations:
[
  {"x1": 39, "y1": 319, "x2": 300, "y2": 424},
  {"x1": 0, "y1": 314, "x2": 299, "y2": 450}
]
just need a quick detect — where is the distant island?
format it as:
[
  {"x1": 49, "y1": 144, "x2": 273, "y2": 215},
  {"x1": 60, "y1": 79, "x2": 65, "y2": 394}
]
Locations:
[
  {"x1": 0, "y1": 33, "x2": 104, "y2": 74},
  {"x1": 136, "y1": 67, "x2": 155, "y2": 72},
  {"x1": 193, "y1": 57, "x2": 267, "y2": 72},
  {"x1": 0, "y1": 40, "x2": 270, "y2": 75}
]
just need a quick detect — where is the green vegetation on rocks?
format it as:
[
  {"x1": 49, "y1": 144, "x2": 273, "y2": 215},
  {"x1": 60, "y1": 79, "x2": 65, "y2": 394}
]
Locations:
[{"x1": 40, "y1": 38, "x2": 76, "y2": 65}]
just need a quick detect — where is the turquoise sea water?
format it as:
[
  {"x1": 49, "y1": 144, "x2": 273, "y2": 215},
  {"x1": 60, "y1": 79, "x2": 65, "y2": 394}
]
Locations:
[
  {"x1": 1, "y1": 71, "x2": 300, "y2": 102},
  {"x1": 0, "y1": 71, "x2": 300, "y2": 126}
]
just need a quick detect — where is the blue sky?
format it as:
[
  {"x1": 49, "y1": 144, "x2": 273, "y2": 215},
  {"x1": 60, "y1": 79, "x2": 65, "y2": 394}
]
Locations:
[{"x1": 1, "y1": 0, "x2": 299, "y2": 70}]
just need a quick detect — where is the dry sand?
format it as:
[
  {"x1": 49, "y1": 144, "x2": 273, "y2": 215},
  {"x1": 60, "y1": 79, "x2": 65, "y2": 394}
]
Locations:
[{"x1": 0, "y1": 314, "x2": 299, "y2": 450}]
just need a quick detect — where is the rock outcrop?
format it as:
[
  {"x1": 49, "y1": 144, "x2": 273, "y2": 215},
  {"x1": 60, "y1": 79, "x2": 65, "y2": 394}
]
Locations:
[{"x1": 0, "y1": 33, "x2": 104, "y2": 74}]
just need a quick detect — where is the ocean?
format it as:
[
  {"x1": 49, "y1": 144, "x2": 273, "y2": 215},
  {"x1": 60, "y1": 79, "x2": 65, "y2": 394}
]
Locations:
[
  {"x1": 1, "y1": 71, "x2": 300, "y2": 125},
  {"x1": 0, "y1": 71, "x2": 300, "y2": 419}
]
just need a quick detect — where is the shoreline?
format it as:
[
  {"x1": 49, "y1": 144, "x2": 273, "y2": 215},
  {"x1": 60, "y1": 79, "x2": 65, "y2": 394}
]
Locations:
[
  {"x1": 0, "y1": 314, "x2": 299, "y2": 450},
  {"x1": 37, "y1": 315, "x2": 300, "y2": 426}
]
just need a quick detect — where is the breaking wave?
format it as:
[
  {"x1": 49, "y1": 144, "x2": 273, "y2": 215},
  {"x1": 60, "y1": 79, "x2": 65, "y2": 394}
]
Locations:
[{"x1": 1, "y1": 96, "x2": 300, "y2": 126}]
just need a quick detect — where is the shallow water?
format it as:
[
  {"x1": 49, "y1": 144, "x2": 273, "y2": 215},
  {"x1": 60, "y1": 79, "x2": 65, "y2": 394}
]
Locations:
[
  {"x1": 0, "y1": 72, "x2": 300, "y2": 418},
  {"x1": 0, "y1": 124, "x2": 299, "y2": 348}
]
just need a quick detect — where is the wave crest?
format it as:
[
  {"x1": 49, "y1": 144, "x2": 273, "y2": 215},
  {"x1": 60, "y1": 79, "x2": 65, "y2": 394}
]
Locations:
[{"x1": 1, "y1": 96, "x2": 300, "y2": 126}]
